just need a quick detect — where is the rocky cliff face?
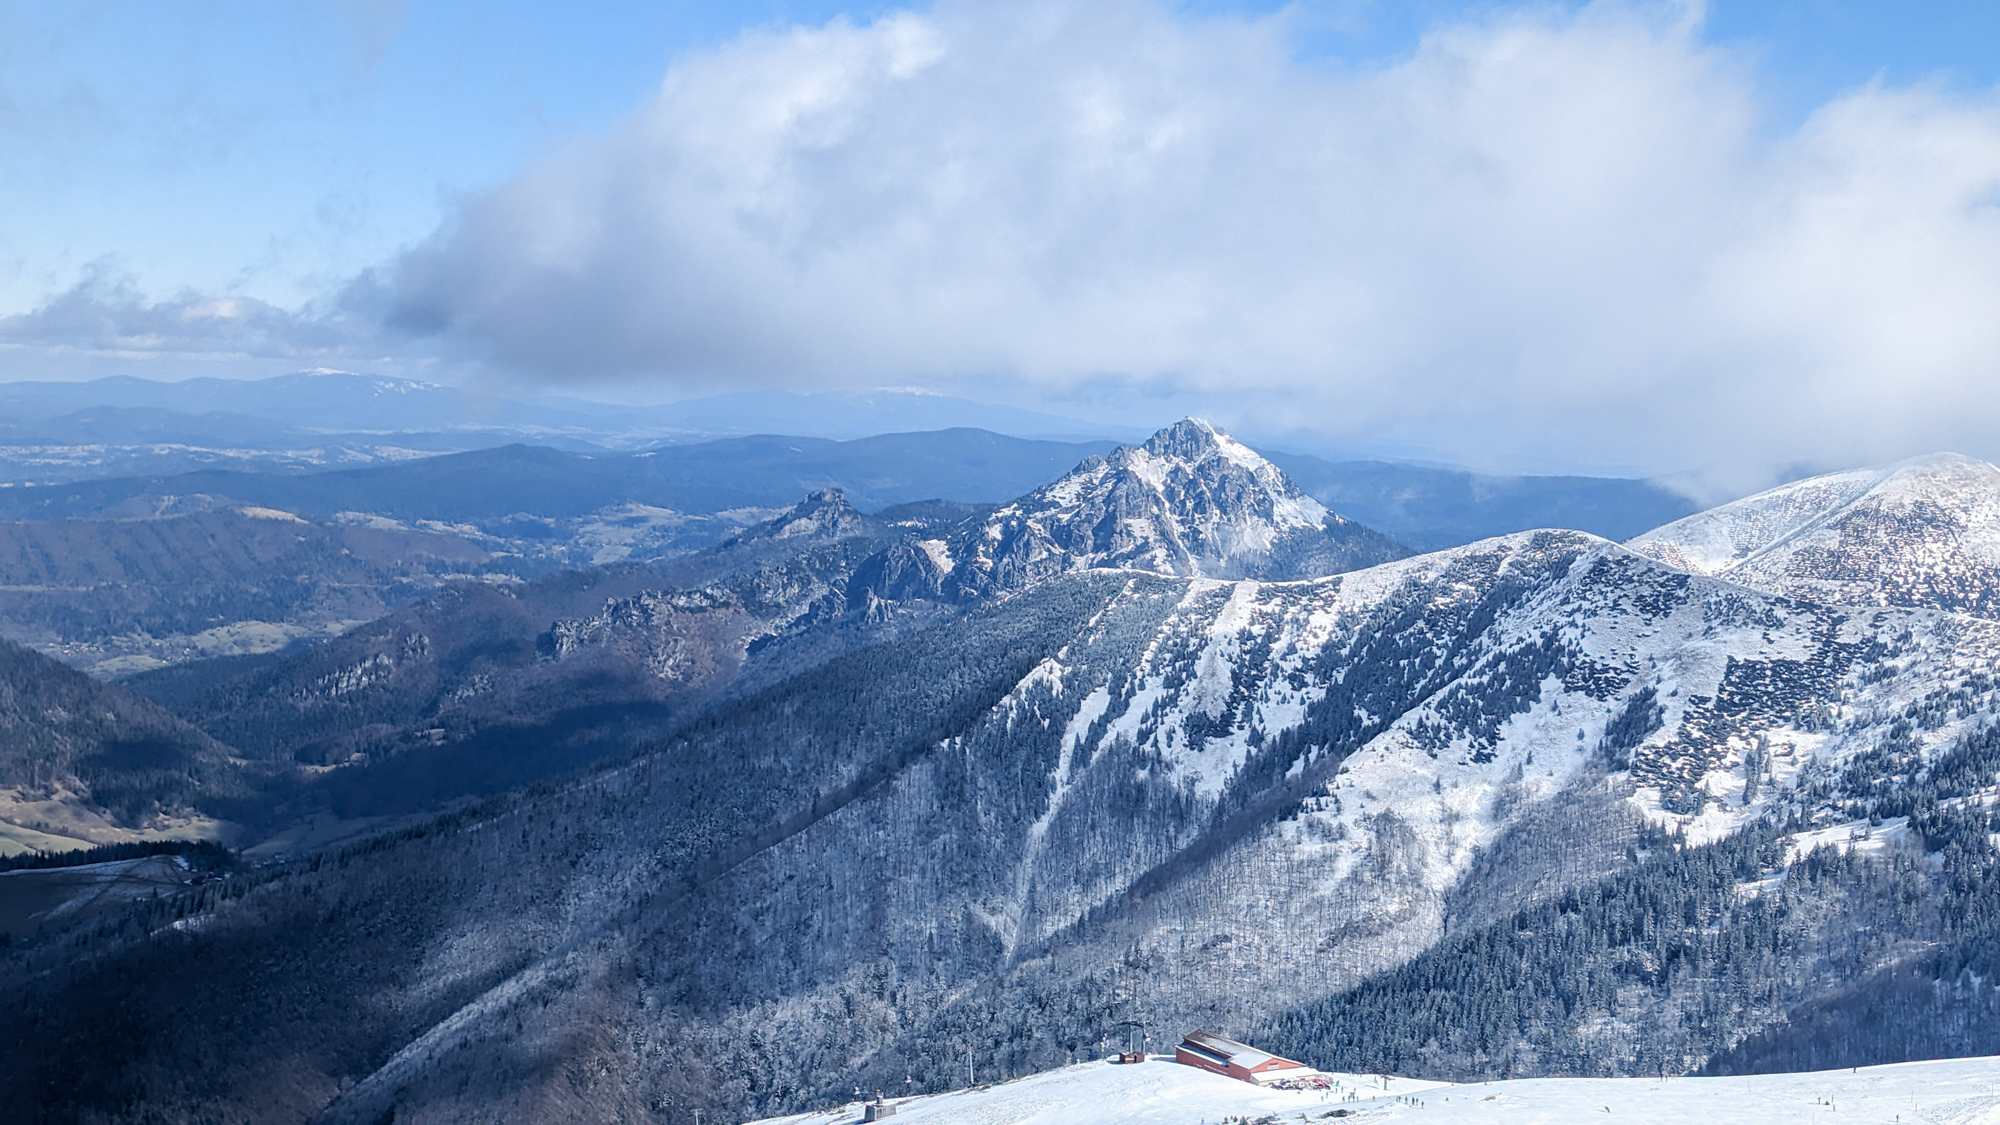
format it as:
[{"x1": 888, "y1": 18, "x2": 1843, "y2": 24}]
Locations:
[{"x1": 536, "y1": 423, "x2": 1408, "y2": 724}]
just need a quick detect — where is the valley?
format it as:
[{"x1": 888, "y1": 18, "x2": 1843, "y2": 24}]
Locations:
[{"x1": 2, "y1": 387, "x2": 1999, "y2": 1123}]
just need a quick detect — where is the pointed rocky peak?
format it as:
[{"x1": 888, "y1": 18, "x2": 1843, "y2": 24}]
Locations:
[
  {"x1": 1139, "y1": 416, "x2": 1238, "y2": 461},
  {"x1": 1628, "y1": 452, "x2": 2000, "y2": 617},
  {"x1": 1040, "y1": 417, "x2": 1329, "y2": 535},
  {"x1": 1136, "y1": 416, "x2": 1278, "y2": 476},
  {"x1": 916, "y1": 418, "x2": 1406, "y2": 597},
  {"x1": 730, "y1": 488, "x2": 873, "y2": 545}
]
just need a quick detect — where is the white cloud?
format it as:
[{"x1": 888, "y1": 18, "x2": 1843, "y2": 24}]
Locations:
[{"x1": 19, "y1": 0, "x2": 2000, "y2": 482}]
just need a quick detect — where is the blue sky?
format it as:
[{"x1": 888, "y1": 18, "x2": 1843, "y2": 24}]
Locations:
[
  {"x1": 6, "y1": 1, "x2": 1994, "y2": 314},
  {"x1": 3, "y1": 1, "x2": 2000, "y2": 480}
]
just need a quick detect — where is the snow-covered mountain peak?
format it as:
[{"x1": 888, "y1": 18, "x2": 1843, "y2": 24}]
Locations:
[
  {"x1": 903, "y1": 419, "x2": 1405, "y2": 598},
  {"x1": 1138, "y1": 415, "x2": 1274, "y2": 471},
  {"x1": 1628, "y1": 452, "x2": 2000, "y2": 617},
  {"x1": 1121, "y1": 417, "x2": 1329, "y2": 530}
]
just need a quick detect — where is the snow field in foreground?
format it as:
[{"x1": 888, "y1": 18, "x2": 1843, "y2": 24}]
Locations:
[{"x1": 753, "y1": 1055, "x2": 2000, "y2": 1125}]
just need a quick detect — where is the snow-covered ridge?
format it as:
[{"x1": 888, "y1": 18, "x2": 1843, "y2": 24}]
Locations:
[
  {"x1": 753, "y1": 1054, "x2": 2000, "y2": 1125},
  {"x1": 895, "y1": 527, "x2": 2000, "y2": 1036},
  {"x1": 1630, "y1": 452, "x2": 2000, "y2": 619}
]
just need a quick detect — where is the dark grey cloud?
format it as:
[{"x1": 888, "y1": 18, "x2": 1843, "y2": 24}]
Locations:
[{"x1": 0, "y1": 261, "x2": 398, "y2": 361}]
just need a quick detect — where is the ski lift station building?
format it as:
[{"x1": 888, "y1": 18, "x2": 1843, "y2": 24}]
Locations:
[{"x1": 1172, "y1": 1030, "x2": 1319, "y2": 1085}]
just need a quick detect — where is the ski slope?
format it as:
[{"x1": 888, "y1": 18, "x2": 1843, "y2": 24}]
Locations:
[{"x1": 753, "y1": 1055, "x2": 2000, "y2": 1125}]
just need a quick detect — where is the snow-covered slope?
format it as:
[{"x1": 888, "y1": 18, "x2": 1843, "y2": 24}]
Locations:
[
  {"x1": 754, "y1": 1055, "x2": 2000, "y2": 1125},
  {"x1": 884, "y1": 418, "x2": 1406, "y2": 599},
  {"x1": 1629, "y1": 453, "x2": 2000, "y2": 619},
  {"x1": 923, "y1": 529, "x2": 2000, "y2": 1001},
  {"x1": 525, "y1": 532, "x2": 2000, "y2": 1106}
]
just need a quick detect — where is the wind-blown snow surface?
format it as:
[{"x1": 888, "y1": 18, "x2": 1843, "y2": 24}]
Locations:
[
  {"x1": 755, "y1": 1056, "x2": 2000, "y2": 1125},
  {"x1": 1629, "y1": 453, "x2": 2000, "y2": 619}
]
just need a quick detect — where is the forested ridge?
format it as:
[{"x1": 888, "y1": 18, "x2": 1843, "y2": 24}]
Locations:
[
  {"x1": 1268, "y1": 723, "x2": 2000, "y2": 1079},
  {"x1": 0, "y1": 577, "x2": 1132, "y2": 1123}
]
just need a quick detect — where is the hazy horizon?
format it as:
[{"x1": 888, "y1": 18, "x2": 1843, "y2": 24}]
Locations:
[{"x1": 7, "y1": 1, "x2": 2000, "y2": 491}]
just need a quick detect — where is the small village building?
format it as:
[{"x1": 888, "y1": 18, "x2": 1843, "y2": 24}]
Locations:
[{"x1": 1173, "y1": 1030, "x2": 1320, "y2": 1085}]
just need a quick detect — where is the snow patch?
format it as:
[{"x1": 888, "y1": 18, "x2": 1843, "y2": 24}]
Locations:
[{"x1": 752, "y1": 1056, "x2": 2000, "y2": 1125}]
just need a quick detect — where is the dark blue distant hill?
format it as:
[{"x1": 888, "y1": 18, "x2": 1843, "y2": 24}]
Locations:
[
  {"x1": 0, "y1": 372, "x2": 1139, "y2": 444},
  {"x1": 1268, "y1": 452, "x2": 1700, "y2": 550},
  {"x1": 0, "y1": 430, "x2": 1120, "y2": 521},
  {"x1": 0, "y1": 427, "x2": 1705, "y2": 550}
]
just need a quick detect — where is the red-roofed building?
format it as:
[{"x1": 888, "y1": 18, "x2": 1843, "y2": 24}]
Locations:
[{"x1": 1173, "y1": 1030, "x2": 1320, "y2": 1085}]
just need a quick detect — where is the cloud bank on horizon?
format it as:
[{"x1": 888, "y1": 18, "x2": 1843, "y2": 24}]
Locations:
[{"x1": 6, "y1": 0, "x2": 2000, "y2": 484}]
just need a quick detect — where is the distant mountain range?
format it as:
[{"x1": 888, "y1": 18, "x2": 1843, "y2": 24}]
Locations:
[
  {"x1": 108, "y1": 422, "x2": 1410, "y2": 827},
  {"x1": 0, "y1": 409, "x2": 1716, "y2": 683},
  {"x1": 0, "y1": 507, "x2": 526, "y2": 677},
  {"x1": 4, "y1": 420, "x2": 2000, "y2": 1121},
  {"x1": 1270, "y1": 452, "x2": 1699, "y2": 551},
  {"x1": 0, "y1": 370, "x2": 1701, "y2": 543},
  {"x1": 0, "y1": 435, "x2": 1118, "y2": 678},
  {"x1": 0, "y1": 432, "x2": 1113, "y2": 523},
  {"x1": 0, "y1": 371, "x2": 1140, "y2": 453}
]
